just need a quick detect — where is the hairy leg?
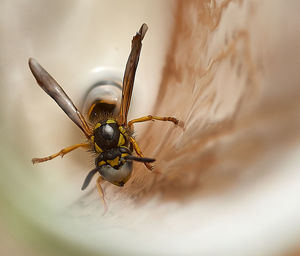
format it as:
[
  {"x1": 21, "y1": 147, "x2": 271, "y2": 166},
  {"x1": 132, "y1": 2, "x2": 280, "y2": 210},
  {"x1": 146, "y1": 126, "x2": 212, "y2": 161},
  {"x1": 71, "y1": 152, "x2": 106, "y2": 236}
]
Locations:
[
  {"x1": 32, "y1": 142, "x2": 90, "y2": 164},
  {"x1": 128, "y1": 115, "x2": 181, "y2": 130}
]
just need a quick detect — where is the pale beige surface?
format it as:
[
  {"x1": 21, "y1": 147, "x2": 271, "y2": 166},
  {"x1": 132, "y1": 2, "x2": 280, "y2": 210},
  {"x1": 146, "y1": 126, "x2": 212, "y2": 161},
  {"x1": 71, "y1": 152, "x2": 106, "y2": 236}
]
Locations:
[{"x1": 1, "y1": 0, "x2": 300, "y2": 256}]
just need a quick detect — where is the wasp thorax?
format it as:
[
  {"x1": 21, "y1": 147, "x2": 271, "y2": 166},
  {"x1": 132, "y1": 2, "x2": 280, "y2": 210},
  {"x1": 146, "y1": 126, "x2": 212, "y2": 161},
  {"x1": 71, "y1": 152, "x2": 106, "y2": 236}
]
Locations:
[{"x1": 94, "y1": 121, "x2": 120, "y2": 150}]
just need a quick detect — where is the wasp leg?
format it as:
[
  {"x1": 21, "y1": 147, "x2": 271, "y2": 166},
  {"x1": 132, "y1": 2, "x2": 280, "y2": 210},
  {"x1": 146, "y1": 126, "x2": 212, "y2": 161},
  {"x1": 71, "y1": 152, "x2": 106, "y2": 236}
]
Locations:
[
  {"x1": 128, "y1": 136, "x2": 153, "y2": 170},
  {"x1": 96, "y1": 176, "x2": 108, "y2": 212},
  {"x1": 32, "y1": 143, "x2": 90, "y2": 164},
  {"x1": 128, "y1": 115, "x2": 182, "y2": 130}
]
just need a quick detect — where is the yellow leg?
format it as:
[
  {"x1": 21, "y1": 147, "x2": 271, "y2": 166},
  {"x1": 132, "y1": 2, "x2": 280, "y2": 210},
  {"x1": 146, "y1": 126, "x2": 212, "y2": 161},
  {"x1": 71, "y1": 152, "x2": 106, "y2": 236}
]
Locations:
[
  {"x1": 128, "y1": 136, "x2": 153, "y2": 170},
  {"x1": 96, "y1": 176, "x2": 108, "y2": 212},
  {"x1": 128, "y1": 115, "x2": 181, "y2": 130},
  {"x1": 32, "y1": 143, "x2": 90, "y2": 164}
]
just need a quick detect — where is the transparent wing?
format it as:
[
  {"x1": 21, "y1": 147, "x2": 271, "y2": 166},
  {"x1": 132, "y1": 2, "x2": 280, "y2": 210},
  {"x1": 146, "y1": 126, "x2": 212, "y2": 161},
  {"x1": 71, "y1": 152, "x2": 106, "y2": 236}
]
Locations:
[
  {"x1": 29, "y1": 58, "x2": 92, "y2": 138},
  {"x1": 118, "y1": 23, "x2": 148, "y2": 125}
]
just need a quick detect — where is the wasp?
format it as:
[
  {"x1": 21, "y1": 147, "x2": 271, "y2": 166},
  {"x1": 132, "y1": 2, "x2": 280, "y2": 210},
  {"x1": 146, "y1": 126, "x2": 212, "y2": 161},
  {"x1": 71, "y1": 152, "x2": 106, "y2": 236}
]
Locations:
[{"x1": 29, "y1": 24, "x2": 181, "y2": 207}]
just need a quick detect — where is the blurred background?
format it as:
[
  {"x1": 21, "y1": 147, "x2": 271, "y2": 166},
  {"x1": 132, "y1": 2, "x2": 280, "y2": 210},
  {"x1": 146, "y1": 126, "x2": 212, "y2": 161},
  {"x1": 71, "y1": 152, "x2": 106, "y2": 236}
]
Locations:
[{"x1": 1, "y1": 0, "x2": 300, "y2": 255}]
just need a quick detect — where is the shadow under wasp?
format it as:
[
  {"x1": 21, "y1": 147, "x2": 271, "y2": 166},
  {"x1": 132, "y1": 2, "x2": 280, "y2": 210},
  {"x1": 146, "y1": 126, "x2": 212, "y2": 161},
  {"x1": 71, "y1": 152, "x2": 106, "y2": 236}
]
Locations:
[{"x1": 29, "y1": 23, "x2": 182, "y2": 207}]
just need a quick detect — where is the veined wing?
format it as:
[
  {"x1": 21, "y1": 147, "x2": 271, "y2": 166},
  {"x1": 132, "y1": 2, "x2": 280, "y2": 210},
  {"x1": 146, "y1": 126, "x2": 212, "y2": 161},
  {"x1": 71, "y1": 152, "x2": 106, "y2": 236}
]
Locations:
[
  {"x1": 29, "y1": 58, "x2": 92, "y2": 138},
  {"x1": 118, "y1": 23, "x2": 148, "y2": 125}
]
